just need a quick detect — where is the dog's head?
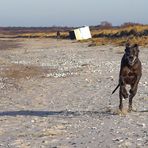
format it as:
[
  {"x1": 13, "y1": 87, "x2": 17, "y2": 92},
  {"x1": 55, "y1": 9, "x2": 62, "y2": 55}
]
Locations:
[{"x1": 125, "y1": 43, "x2": 139, "y2": 66}]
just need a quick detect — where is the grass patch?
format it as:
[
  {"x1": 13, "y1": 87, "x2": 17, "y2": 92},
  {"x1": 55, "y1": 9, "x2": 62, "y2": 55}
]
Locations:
[{"x1": 90, "y1": 25, "x2": 148, "y2": 46}]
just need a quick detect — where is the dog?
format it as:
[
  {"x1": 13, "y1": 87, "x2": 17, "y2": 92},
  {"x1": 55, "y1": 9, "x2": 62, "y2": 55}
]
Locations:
[{"x1": 112, "y1": 43, "x2": 142, "y2": 112}]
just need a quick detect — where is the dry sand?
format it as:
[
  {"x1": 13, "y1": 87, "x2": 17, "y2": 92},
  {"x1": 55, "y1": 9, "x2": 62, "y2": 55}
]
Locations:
[{"x1": 0, "y1": 38, "x2": 148, "y2": 148}]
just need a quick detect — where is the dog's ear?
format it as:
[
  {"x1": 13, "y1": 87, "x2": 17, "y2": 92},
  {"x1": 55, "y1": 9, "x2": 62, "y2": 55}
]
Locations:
[
  {"x1": 125, "y1": 43, "x2": 130, "y2": 53},
  {"x1": 126, "y1": 43, "x2": 130, "y2": 48},
  {"x1": 133, "y1": 44, "x2": 139, "y2": 52}
]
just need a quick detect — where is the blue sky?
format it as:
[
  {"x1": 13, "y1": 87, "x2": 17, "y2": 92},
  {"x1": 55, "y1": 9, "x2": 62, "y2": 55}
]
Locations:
[{"x1": 0, "y1": 0, "x2": 148, "y2": 27}]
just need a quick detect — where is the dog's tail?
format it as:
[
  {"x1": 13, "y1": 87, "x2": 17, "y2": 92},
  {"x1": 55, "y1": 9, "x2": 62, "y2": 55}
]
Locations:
[{"x1": 112, "y1": 84, "x2": 120, "y2": 94}]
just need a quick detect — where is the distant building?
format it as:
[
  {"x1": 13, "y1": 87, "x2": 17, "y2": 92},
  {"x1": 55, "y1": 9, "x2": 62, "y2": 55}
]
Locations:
[{"x1": 69, "y1": 26, "x2": 92, "y2": 40}]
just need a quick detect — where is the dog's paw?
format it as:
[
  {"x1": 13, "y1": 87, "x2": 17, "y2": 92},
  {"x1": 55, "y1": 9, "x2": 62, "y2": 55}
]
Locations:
[
  {"x1": 114, "y1": 109, "x2": 128, "y2": 116},
  {"x1": 128, "y1": 107, "x2": 137, "y2": 112}
]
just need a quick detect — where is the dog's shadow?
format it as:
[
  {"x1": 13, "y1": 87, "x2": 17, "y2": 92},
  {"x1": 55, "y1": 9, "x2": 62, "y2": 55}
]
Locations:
[
  {"x1": 0, "y1": 108, "x2": 116, "y2": 117},
  {"x1": 138, "y1": 110, "x2": 148, "y2": 112}
]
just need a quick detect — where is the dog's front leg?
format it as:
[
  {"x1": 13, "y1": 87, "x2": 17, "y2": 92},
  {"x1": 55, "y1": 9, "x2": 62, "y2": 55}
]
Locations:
[
  {"x1": 128, "y1": 78, "x2": 139, "y2": 112},
  {"x1": 129, "y1": 89, "x2": 137, "y2": 112},
  {"x1": 129, "y1": 75, "x2": 141, "y2": 112},
  {"x1": 130, "y1": 74, "x2": 141, "y2": 94}
]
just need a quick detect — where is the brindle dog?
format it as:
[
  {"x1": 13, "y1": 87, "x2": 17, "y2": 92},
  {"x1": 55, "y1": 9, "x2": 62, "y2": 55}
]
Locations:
[{"x1": 112, "y1": 43, "x2": 142, "y2": 112}]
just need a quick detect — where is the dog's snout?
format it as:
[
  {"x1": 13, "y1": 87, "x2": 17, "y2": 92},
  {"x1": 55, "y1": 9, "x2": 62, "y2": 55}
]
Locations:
[{"x1": 129, "y1": 55, "x2": 134, "y2": 60}]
